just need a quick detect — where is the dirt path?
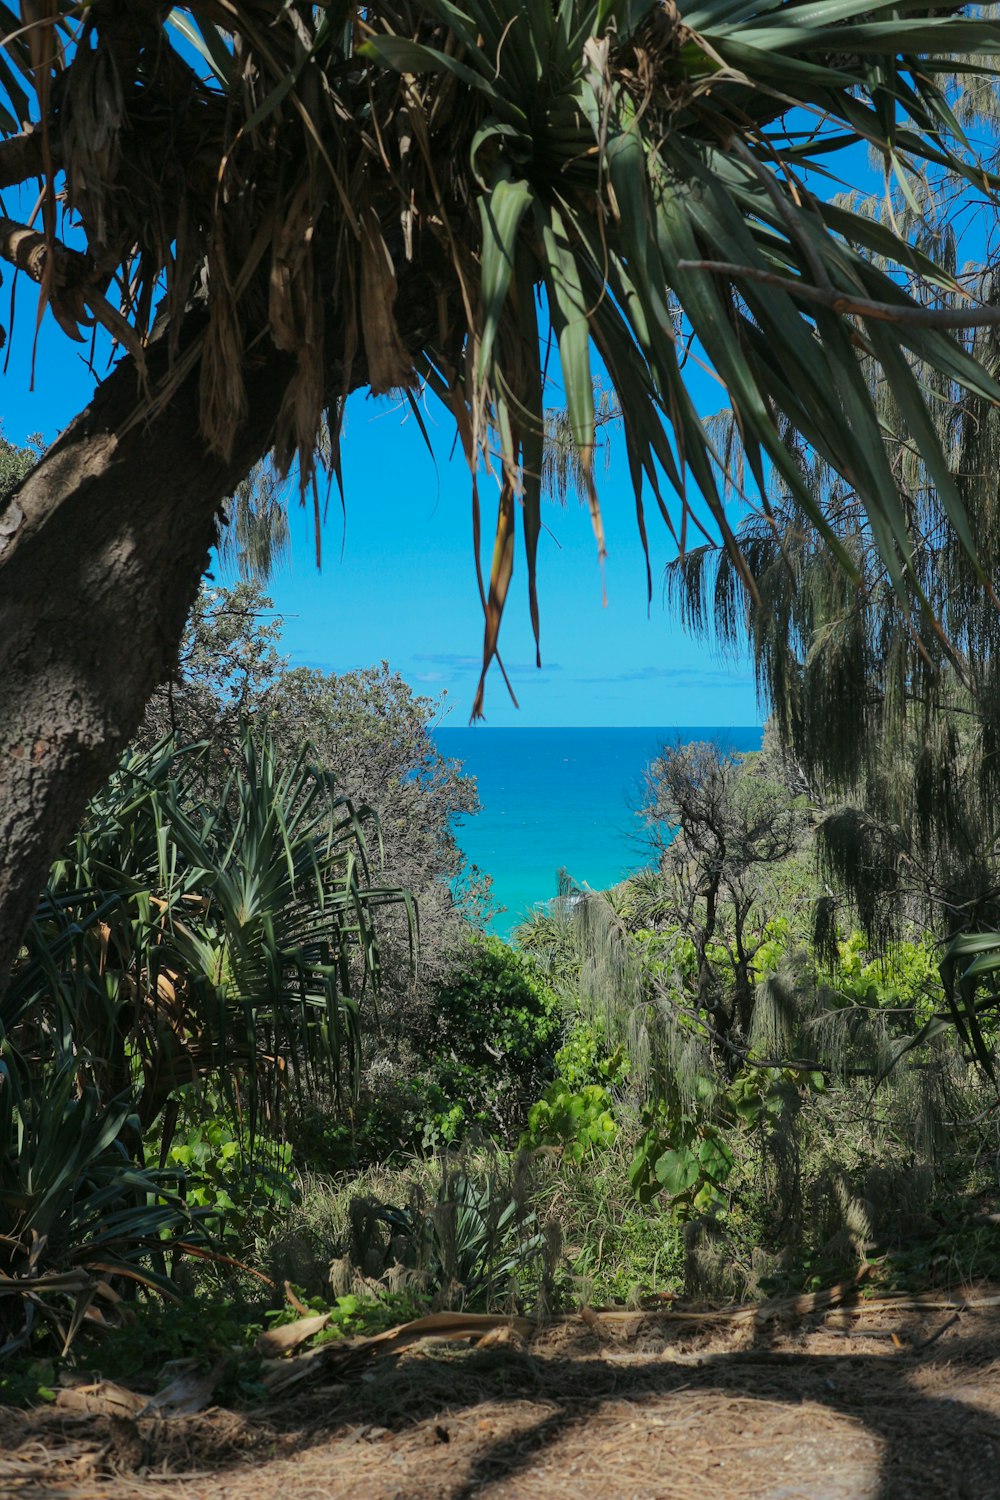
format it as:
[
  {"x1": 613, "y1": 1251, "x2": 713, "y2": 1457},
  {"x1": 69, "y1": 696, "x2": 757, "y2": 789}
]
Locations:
[{"x1": 3, "y1": 1301, "x2": 1000, "y2": 1499}]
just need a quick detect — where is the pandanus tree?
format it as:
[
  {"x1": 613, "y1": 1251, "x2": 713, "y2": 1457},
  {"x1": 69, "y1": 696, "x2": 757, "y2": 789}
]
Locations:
[
  {"x1": 3, "y1": 0, "x2": 1000, "y2": 990},
  {"x1": 0, "y1": 729, "x2": 403, "y2": 1348},
  {"x1": 664, "y1": 202, "x2": 1000, "y2": 1066}
]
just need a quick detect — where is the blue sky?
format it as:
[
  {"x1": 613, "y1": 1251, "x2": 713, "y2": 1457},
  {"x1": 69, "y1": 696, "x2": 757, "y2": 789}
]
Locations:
[
  {"x1": 1, "y1": 65, "x2": 986, "y2": 732},
  {"x1": 1, "y1": 313, "x2": 759, "y2": 730},
  {"x1": 258, "y1": 387, "x2": 758, "y2": 729}
]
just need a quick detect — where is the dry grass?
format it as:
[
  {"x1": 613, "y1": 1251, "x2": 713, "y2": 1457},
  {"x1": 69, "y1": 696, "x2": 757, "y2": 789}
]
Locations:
[{"x1": 4, "y1": 1296, "x2": 1000, "y2": 1498}]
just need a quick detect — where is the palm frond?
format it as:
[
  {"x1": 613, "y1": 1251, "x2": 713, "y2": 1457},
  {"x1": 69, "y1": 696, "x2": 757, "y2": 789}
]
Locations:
[{"x1": 1, "y1": 2, "x2": 999, "y2": 709}]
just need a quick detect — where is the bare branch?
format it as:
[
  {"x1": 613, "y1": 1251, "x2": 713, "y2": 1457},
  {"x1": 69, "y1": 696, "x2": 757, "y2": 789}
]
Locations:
[{"x1": 0, "y1": 216, "x2": 76, "y2": 282}]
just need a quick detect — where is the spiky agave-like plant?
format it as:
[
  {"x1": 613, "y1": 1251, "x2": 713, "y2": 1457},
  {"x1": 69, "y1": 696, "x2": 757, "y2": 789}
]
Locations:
[
  {"x1": 8, "y1": 733, "x2": 409, "y2": 1145},
  {"x1": 2, "y1": 3, "x2": 1000, "y2": 712},
  {"x1": 0, "y1": 729, "x2": 409, "y2": 1349}
]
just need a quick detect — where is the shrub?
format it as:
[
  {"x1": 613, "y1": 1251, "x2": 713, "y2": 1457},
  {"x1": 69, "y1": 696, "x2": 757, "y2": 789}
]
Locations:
[
  {"x1": 409, "y1": 935, "x2": 564, "y2": 1145},
  {"x1": 524, "y1": 1082, "x2": 618, "y2": 1162},
  {"x1": 166, "y1": 1113, "x2": 298, "y2": 1252}
]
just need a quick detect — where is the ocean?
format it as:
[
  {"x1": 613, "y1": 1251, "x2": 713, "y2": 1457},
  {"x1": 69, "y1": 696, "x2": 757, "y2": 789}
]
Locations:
[{"x1": 435, "y1": 726, "x2": 763, "y2": 939}]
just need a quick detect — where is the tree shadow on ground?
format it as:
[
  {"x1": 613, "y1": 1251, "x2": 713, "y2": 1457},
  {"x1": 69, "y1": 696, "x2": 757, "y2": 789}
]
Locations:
[
  {"x1": 6, "y1": 1317, "x2": 1000, "y2": 1498},
  {"x1": 372, "y1": 1324, "x2": 1000, "y2": 1500}
]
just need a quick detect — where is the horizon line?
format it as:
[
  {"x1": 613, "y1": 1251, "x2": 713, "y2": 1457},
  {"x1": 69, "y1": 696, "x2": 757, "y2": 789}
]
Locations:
[{"x1": 435, "y1": 722, "x2": 765, "y2": 731}]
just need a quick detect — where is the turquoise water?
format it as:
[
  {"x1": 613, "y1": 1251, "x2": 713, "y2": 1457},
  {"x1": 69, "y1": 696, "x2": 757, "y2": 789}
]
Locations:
[{"x1": 436, "y1": 726, "x2": 763, "y2": 938}]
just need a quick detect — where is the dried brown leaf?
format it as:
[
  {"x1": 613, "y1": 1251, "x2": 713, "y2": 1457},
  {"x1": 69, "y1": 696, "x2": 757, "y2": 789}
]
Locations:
[
  {"x1": 146, "y1": 1362, "x2": 223, "y2": 1416},
  {"x1": 55, "y1": 1380, "x2": 146, "y2": 1418},
  {"x1": 256, "y1": 1312, "x2": 332, "y2": 1358},
  {"x1": 358, "y1": 204, "x2": 415, "y2": 396}
]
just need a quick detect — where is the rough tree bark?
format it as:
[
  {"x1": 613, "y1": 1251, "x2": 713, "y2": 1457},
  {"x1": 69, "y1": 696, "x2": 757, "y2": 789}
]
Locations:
[
  {"x1": 0, "y1": 213, "x2": 443, "y2": 995},
  {"x1": 0, "y1": 329, "x2": 294, "y2": 990}
]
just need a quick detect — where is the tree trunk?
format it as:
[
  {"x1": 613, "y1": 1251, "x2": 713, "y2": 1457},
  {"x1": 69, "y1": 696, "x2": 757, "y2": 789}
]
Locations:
[
  {"x1": 697, "y1": 866, "x2": 722, "y2": 1024},
  {"x1": 0, "y1": 331, "x2": 294, "y2": 990}
]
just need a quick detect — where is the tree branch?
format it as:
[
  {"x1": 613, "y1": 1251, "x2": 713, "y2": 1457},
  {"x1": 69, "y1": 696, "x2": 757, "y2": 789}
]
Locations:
[
  {"x1": 0, "y1": 250, "x2": 443, "y2": 993},
  {"x1": 0, "y1": 326, "x2": 293, "y2": 989},
  {"x1": 0, "y1": 217, "x2": 146, "y2": 362},
  {"x1": 0, "y1": 217, "x2": 82, "y2": 283}
]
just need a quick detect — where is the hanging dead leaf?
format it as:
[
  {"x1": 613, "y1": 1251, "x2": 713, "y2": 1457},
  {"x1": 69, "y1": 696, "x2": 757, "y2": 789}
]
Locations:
[{"x1": 358, "y1": 204, "x2": 415, "y2": 395}]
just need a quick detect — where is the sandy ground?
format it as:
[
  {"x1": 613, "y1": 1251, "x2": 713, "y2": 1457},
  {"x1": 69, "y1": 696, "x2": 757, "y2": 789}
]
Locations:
[{"x1": 3, "y1": 1298, "x2": 1000, "y2": 1499}]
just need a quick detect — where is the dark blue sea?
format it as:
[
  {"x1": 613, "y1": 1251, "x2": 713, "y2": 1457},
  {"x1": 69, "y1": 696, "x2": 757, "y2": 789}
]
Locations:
[{"x1": 435, "y1": 726, "x2": 763, "y2": 938}]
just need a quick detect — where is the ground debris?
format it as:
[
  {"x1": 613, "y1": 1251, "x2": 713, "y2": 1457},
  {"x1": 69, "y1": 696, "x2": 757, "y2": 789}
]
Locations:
[{"x1": 2, "y1": 1294, "x2": 1000, "y2": 1497}]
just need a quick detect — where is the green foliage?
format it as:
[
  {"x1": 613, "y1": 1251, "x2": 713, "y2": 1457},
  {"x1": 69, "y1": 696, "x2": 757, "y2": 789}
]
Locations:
[
  {"x1": 630, "y1": 1086, "x2": 736, "y2": 1220},
  {"x1": 4, "y1": 1281, "x2": 433, "y2": 1409},
  {"x1": 166, "y1": 1116, "x2": 297, "y2": 1249},
  {"x1": 552, "y1": 1021, "x2": 628, "y2": 1091},
  {"x1": 922, "y1": 929, "x2": 1000, "y2": 1077},
  {"x1": 511, "y1": 752, "x2": 997, "y2": 1311},
  {"x1": 427, "y1": 936, "x2": 561, "y2": 1063},
  {"x1": 3, "y1": 5, "x2": 999, "y2": 713},
  {"x1": 0, "y1": 431, "x2": 37, "y2": 502},
  {"x1": 535, "y1": 1139, "x2": 685, "y2": 1306},
  {"x1": 524, "y1": 1084, "x2": 618, "y2": 1164},
  {"x1": 640, "y1": 740, "x2": 811, "y2": 1042},
  {"x1": 361, "y1": 0, "x2": 1000, "y2": 708},
  {"x1": 79, "y1": 1294, "x2": 264, "y2": 1386},
  {"x1": 33, "y1": 730, "x2": 403, "y2": 1136},
  {"x1": 263, "y1": 1287, "x2": 428, "y2": 1344},
  {"x1": 177, "y1": 582, "x2": 285, "y2": 729},
  {"x1": 523, "y1": 1018, "x2": 628, "y2": 1162},
  {"x1": 751, "y1": 917, "x2": 794, "y2": 983},
  {"x1": 347, "y1": 1157, "x2": 549, "y2": 1309},
  {"x1": 143, "y1": 584, "x2": 485, "y2": 938},
  {"x1": 832, "y1": 933, "x2": 942, "y2": 1021},
  {"x1": 630, "y1": 1060, "x2": 829, "y2": 1220},
  {"x1": 0, "y1": 1357, "x2": 58, "y2": 1408},
  {"x1": 0, "y1": 727, "x2": 405, "y2": 1353},
  {"x1": 0, "y1": 1056, "x2": 200, "y2": 1356},
  {"x1": 409, "y1": 936, "x2": 564, "y2": 1145},
  {"x1": 663, "y1": 184, "x2": 1000, "y2": 1037}
]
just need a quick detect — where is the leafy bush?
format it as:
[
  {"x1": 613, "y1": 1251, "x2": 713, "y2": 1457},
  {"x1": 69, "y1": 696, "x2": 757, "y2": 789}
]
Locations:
[
  {"x1": 346, "y1": 1155, "x2": 551, "y2": 1310},
  {"x1": 0, "y1": 1059, "x2": 202, "y2": 1356},
  {"x1": 531, "y1": 1138, "x2": 685, "y2": 1306},
  {"x1": 77, "y1": 1293, "x2": 264, "y2": 1386},
  {"x1": 262, "y1": 1288, "x2": 427, "y2": 1343},
  {"x1": 0, "y1": 726, "x2": 406, "y2": 1355},
  {"x1": 831, "y1": 933, "x2": 943, "y2": 1020},
  {"x1": 524, "y1": 1082, "x2": 618, "y2": 1162},
  {"x1": 552, "y1": 1019, "x2": 628, "y2": 1090},
  {"x1": 522, "y1": 1017, "x2": 628, "y2": 1161},
  {"x1": 166, "y1": 1115, "x2": 298, "y2": 1250},
  {"x1": 629, "y1": 1065, "x2": 823, "y2": 1220},
  {"x1": 409, "y1": 936, "x2": 564, "y2": 1145},
  {"x1": 630, "y1": 1090, "x2": 736, "y2": 1219}
]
